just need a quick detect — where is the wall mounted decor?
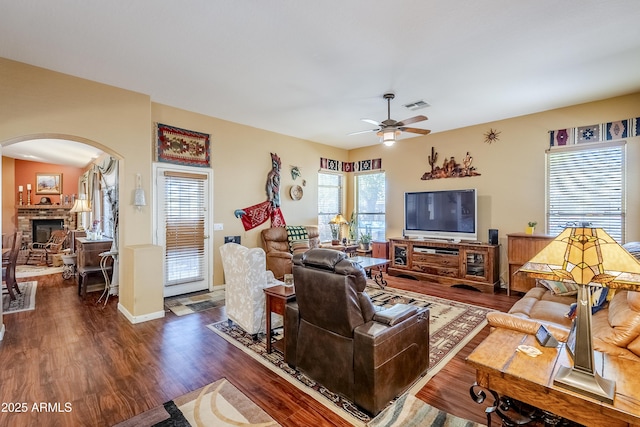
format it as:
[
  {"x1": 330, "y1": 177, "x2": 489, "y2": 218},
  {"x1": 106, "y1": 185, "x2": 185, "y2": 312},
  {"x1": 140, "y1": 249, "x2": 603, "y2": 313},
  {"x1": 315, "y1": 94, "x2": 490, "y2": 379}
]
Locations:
[
  {"x1": 36, "y1": 173, "x2": 62, "y2": 195},
  {"x1": 290, "y1": 185, "x2": 303, "y2": 201},
  {"x1": 484, "y1": 128, "x2": 501, "y2": 144},
  {"x1": 234, "y1": 152, "x2": 286, "y2": 231},
  {"x1": 290, "y1": 165, "x2": 301, "y2": 180},
  {"x1": 421, "y1": 149, "x2": 480, "y2": 180},
  {"x1": 549, "y1": 116, "x2": 640, "y2": 147},
  {"x1": 320, "y1": 157, "x2": 382, "y2": 173},
  {"x1": 156, "y1": 123, "x2": 211, "y2": 167}
]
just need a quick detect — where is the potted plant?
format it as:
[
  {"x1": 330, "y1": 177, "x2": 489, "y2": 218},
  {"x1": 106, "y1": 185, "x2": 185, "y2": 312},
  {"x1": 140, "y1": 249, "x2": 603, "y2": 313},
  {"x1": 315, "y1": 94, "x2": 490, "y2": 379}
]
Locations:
[
  {"x1": 526, "y1": 221, "x2": 537, "y2": 235},
  {"x1": 359, "y1": 231, "x2": 372, "y2": 251}
]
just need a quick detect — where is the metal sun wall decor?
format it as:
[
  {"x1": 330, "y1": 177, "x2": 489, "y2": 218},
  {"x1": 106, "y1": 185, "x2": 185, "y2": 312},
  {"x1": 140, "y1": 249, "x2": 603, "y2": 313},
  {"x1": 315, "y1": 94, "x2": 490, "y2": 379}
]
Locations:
[
  {"x1": 234, "y1": 152, "x2": 286, "y2": 231},
  {"x1": 484, "y1": 128, "x2": 501, "y2": 144},
  {"x1": 421, "y1": 147, "x2": 481, "y2": 180}
]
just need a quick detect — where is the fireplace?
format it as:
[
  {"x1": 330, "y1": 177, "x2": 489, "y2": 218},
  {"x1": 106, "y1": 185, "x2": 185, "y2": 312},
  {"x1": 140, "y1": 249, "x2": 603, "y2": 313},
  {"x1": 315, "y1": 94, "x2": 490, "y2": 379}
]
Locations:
[
  {"x1": 32, "y1": 219, "x2": 65, "y2": 244},
  {"x1": 16, "y1": 205, "x2": 75, "y2": 244}
]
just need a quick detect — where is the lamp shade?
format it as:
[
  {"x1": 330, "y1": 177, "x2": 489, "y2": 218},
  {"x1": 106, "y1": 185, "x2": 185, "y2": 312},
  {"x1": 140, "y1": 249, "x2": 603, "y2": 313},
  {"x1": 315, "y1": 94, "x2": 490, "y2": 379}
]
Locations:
[
  {"x1": 69, "y1": 198, "x2": 91, "y2": 213},
  {"x1": 517, "y1": 226, "x2": 640, "y2": 289},
  {"x1": 134, "y1": 188, "x2": 146, "y2": 207},
  {"x1": 329, "y1": 214, "x2": 348, "y2": 225},
  {"x1": 379, "y1": 128, "x2": 400, "y2": 146}
]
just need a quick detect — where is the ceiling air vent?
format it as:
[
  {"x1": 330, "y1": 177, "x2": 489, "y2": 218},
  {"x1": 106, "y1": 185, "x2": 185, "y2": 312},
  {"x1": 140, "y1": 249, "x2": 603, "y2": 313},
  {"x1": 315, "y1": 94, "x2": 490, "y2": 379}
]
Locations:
[{"x1": 403, "y1": 100, "x2": 430, "y2": 111}]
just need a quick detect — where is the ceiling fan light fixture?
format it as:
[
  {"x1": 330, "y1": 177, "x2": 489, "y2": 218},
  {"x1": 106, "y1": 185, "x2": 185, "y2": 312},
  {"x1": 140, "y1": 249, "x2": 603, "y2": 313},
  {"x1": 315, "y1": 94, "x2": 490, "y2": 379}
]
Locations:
[{"x1": 381, "y1": 128, "x2": 399, "y2": 146}]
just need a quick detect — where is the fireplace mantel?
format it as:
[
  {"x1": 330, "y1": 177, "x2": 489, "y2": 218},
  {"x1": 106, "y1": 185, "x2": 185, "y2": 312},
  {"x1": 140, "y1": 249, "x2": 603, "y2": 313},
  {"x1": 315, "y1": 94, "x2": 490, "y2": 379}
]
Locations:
[{"x1": 17, "y1": 204, "x2": 74, "y2": 211}]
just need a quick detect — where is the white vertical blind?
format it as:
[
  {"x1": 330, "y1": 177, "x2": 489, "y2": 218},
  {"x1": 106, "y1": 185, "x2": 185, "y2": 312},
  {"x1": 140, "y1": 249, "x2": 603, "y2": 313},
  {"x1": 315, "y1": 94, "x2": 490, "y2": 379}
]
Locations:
[
  {"x1": 547, "y1": 142, "x2": 625, "y2": 242},
  {"x1": 164, "y1": 171, "x2": 207, "y2": 286},
  {"x1": 355, "y1": 172, "x2": 386, "y2": 241},
  {"x1": 318, "y1": 172, "x2": 343, "y2": 241}
]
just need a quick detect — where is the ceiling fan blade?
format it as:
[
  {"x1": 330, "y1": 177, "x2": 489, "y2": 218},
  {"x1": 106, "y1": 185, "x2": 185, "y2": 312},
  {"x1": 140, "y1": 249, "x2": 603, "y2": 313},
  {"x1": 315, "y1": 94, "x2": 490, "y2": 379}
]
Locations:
[
  {"x1": 399, "y1": 127, "x2": 431, "y2": 135},
  {"x1": 349, "y1": 128, "x2": 379, "y2": 136},
  {"x1": 396, "y1": 115, "x2": 428, "y2": 127},
  {"x1": 361, "y1": 118, "x2": 382, "y2": 126}
]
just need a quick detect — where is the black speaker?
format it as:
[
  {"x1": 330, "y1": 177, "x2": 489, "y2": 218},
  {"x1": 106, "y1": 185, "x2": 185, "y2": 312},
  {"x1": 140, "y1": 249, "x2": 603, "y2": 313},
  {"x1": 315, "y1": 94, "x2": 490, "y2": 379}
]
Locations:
[{"x1": 488, "y1": 229, "x2": 498, "y2": 245}]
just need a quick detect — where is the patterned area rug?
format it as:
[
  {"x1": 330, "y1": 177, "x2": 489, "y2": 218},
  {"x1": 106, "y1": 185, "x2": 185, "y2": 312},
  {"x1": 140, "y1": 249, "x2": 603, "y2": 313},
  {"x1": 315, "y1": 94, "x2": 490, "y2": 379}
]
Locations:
[
  {"x1": 16, "y1": 265, "x2": 63, "y2": 278},
  {"x1": 114, "y1": 377, "x2": 280, "y2": 427},
  {"x1": 165, "y1": 287, "x2": 226, "y2": 316},
  {"x1": 370, "y1": 394, "x2": 485, "y2": 427},
  {"x1": 2, "y1": 281, "x2": 37, "y2": 314},
  {"x1": 207, "y1": 285, "x2": 492, "y2": 426}
]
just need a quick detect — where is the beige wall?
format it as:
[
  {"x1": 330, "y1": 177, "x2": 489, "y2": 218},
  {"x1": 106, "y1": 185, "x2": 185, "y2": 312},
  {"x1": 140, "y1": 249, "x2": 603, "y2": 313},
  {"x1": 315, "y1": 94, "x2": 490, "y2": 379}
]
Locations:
[
  {"x1": 0, "y1": 58, "x2": 155, "y2": 317},
  {"x1": 349, "y1": 92, "x2": 640, "y2": 283},
  {"x1": 151, "y1": 103, "x2": 347, "y2": 285}
]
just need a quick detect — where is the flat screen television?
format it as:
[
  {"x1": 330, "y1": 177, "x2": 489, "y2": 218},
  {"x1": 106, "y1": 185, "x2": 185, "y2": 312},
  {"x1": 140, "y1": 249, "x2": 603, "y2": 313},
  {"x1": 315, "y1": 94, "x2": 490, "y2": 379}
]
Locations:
[{"x1": 404, "y1": 189, "x2": 477, "y2": 242}]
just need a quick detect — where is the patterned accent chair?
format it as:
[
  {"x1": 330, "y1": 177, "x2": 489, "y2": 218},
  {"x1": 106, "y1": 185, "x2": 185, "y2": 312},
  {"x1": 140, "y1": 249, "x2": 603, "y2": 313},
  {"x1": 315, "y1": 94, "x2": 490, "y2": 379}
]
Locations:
[{"x1": 220, "y1": 243, "x2": 283, "y2": 337}]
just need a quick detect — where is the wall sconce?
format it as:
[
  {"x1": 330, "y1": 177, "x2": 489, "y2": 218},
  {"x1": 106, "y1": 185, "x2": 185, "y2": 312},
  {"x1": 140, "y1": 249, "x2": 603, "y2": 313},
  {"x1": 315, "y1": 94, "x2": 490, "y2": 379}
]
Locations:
[{"x1": 133, "y1": 173, "x2": 146, "y2": 212}]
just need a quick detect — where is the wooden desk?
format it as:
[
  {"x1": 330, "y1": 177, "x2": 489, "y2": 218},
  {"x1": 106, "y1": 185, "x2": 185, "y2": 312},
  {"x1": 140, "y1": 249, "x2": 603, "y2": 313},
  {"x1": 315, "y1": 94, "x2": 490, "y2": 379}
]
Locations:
[
  {"x1": 467, "y1": 328, "x2": 640, "y2": 426},
  {"x1": 264, "y1": 285, "x2": 296, "y2": 354}
]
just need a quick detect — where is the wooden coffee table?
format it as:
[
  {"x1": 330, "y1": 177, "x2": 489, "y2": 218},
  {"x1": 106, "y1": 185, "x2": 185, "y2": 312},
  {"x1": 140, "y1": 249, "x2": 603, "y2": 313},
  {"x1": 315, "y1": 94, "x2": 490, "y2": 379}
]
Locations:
[
  {"x1": 350, "y1": 256, "x2": 390, "y2": 288},
  {"x1": 466, "y1": 328, "x2": 640, "y2": 426},
  {"x1": 264, "y1": 284, "x2": 296, "y2": 354}
]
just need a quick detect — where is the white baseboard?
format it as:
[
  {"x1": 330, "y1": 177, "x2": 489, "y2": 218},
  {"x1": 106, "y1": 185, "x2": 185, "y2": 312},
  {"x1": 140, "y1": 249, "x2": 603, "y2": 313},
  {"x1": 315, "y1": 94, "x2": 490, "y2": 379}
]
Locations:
[
  {"x1": 118, "y1": 303, "x2": 165, "y2": 324},
  {"x1": 0, "y1": 323, "x2": 5, "y2": 340}
]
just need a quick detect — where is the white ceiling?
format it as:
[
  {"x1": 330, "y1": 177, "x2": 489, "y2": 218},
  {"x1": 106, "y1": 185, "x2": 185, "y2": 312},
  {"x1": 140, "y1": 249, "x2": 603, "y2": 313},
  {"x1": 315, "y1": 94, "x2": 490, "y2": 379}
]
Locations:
[
  {"x1": 2, "y1": 139, "x2": 104, "y2": 168},
  {"x1": 1, "y1": 0, "x2": 640, "y2": 165}
]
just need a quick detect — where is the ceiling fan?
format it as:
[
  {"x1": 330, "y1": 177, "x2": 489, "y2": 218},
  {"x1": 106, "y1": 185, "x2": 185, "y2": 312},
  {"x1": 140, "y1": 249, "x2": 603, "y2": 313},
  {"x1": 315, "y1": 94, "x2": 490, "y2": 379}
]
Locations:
[{"x1": 350, "y1": 93, "x2": 431, "y2": 146}]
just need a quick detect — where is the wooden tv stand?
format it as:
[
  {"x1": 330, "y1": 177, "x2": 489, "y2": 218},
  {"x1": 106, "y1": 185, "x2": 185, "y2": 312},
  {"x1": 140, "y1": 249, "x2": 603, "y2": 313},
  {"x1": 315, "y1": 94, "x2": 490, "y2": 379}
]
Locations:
[{"x1": 388, "y1": 237, "x2": 499, "y2": 293}]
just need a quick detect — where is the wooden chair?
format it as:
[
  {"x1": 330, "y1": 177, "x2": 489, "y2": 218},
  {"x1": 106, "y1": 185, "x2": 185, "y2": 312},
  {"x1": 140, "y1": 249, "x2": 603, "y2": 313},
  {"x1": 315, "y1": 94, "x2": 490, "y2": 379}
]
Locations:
[
  {"x1": 26, "y1": 229, "x2": 68, "y2": 266},
  {"x1": 2, "y1": 231, "x2": 23, "y2": 300}
]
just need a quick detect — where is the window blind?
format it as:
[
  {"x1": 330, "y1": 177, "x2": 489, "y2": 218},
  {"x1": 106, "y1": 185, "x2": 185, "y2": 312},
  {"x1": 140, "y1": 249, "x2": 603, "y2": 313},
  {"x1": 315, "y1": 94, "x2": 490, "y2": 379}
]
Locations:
[
  {"x1": 547, "y1": 142, "x2": 625, "y2": 242},
  {"x1": 164, "y1": 171, "x2": 207, "y2": 286},
  {"x1": 318, "y1": 172, "x2": 343, "y2": 241},
  {"x1": 355, "y1": 172, "x2": 386, "y2": 241}
]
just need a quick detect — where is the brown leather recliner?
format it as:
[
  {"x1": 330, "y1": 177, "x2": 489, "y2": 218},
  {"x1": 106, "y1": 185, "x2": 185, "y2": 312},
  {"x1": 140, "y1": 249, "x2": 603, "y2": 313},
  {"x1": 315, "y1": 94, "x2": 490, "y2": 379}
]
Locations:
[
  {"x1": 284, "y1": 248, "x2": 430, "y2": 415},
  {"x1": 261, "y1": 225, "x2": 321, "y2": 279}
]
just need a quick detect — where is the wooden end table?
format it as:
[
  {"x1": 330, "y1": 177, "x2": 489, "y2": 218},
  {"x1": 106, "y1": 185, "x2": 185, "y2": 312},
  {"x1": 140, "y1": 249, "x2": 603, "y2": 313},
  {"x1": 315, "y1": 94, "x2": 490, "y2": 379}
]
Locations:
[
  {"x1": 264, "y1": 285, "x2": 296, "y2": 354},
  {"x1": 466, "y1": 328, "x2": 640, "y2": 426},
  {"x1": 350, "y1": 256, "x2": 390, "y2": 288}
]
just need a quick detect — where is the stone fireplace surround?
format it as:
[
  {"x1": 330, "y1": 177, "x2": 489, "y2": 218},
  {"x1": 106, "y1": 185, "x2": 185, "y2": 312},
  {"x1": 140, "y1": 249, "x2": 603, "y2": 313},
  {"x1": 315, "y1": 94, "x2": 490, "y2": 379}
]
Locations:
[{"x1": 17, "y1": 205, "x2": 77, "y2": 245}]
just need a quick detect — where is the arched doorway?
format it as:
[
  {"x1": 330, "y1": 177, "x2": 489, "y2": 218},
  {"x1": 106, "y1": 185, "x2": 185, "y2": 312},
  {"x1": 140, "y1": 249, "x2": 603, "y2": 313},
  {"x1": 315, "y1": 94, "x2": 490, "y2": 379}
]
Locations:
[{"x1": 1, "y1": 134, "x2": 122, "y2": 298}]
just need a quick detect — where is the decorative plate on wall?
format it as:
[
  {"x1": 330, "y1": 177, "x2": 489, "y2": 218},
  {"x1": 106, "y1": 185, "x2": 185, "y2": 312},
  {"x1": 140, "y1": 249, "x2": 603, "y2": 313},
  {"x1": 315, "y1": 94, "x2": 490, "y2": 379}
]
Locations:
[{"x1": 290, "y1": 185, "x2": 303, "y2": 201}]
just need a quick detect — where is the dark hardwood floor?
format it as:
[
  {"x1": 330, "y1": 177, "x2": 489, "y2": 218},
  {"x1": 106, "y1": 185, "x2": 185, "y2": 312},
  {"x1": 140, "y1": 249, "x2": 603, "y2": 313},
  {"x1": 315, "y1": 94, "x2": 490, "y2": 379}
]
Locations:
[{"x1": 0, "y1": 272, "x2": 520, "y2": 426}]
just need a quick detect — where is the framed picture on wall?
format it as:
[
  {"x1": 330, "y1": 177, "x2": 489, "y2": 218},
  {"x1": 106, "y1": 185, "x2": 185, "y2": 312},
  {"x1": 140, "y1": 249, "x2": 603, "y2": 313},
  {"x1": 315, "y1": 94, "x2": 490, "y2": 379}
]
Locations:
[{"x1": 36, "y1": 173, "x2": 63, "y2": 195}]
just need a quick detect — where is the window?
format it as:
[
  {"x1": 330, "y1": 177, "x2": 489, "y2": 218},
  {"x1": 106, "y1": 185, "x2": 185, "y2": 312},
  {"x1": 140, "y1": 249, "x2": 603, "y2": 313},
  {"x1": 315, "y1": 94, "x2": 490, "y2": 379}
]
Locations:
[
  {"x1": 163, "y1": 171, "x2": 207, "y2": 286},
  {"x1": 547, "y1": 141, "x2": 625, "y2": 242},
  {"x1": 355, "y1": 172, "x2": 386, "y2": 241},
  {"x1": 318, "y1": 172, "x2": 343, "y2": 241}
]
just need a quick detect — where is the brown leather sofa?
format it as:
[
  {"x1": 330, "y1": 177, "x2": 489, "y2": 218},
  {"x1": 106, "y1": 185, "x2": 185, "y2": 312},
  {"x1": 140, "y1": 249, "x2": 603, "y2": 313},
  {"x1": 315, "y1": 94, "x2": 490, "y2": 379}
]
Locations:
[
  {"x1": 284, "y1": 248, "x2": 430, "y2": 415},
  {"x1": 261, "y1": 225, "x2": 321, "y2": 280},
  {"x1": 487, "y1": 242, "x2": 640, "y2": 362}
]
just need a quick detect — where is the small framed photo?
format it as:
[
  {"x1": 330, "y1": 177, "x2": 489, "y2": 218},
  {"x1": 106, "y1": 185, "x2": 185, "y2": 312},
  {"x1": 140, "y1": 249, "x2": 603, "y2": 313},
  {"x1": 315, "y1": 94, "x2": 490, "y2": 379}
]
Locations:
[{"x1": 36, "y1": 173, "x2": 63, "y2": 195}]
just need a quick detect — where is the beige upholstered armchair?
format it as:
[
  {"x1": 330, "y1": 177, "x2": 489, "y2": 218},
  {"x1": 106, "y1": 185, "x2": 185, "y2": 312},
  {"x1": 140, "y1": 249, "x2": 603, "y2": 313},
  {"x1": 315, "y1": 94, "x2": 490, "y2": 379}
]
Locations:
[{"x1": 219, "y1": 243, "x2": 283, "y2": 337}]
